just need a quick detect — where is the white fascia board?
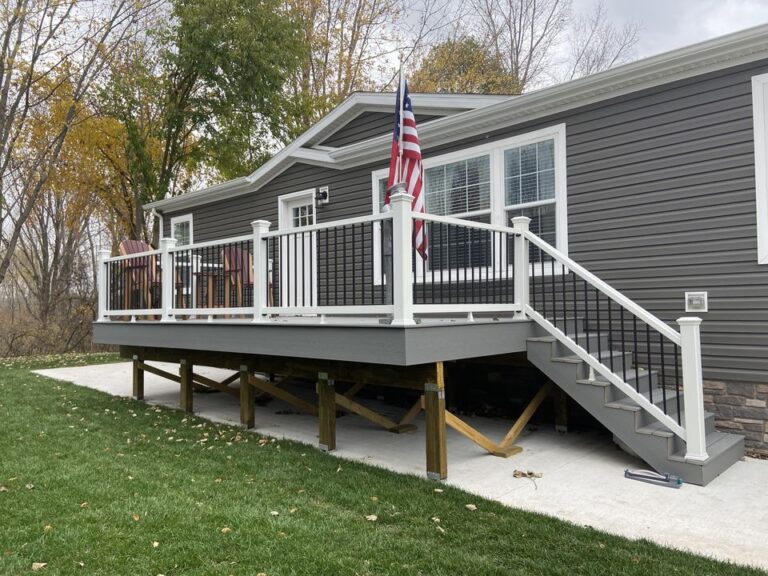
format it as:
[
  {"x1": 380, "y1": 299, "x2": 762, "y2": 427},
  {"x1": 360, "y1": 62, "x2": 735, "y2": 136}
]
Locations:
[
  {"x1": 145, "y1": 177, "x2": 252, "y2": 211},
  {"x1": 333, "y1": 24, "x2": 768, "y2": 167}
]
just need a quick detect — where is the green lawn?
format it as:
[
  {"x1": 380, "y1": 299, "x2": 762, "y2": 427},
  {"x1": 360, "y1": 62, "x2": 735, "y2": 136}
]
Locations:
[{"x1": 0, "y1": 355, "x2": 763, "y2": 576}]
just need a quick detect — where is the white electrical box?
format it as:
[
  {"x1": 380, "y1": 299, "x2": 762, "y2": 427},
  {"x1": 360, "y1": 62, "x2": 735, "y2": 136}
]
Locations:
[{"x1": 685, "y1": 291, "x2": 708, "y2": 313}]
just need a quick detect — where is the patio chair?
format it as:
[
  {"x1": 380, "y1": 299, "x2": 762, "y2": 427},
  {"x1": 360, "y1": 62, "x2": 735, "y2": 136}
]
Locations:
[
  {"x1": 118, "y1": 239, "x2": 160, "y2": 311},
  {"x1": 221, "y1": 245, "x2": 274, "y2": 309}
]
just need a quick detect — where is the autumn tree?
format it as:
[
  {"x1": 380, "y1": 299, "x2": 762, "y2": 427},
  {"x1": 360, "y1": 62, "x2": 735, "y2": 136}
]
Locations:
[
  {"x1": 410, "y1": 37, "x2": 520, "y2": 94},
  {"x1": 0, "y1": 0, "x2": 152, "y2": 289},
  {"x1": 94, "y1": 0, "x2": 303, "y2": 245}
]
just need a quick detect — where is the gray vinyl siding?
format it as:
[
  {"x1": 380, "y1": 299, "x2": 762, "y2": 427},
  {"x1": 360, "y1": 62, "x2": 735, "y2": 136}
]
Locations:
[
  {"x1": 320, "y1": 112, "x2": 440, "y2": 147},
  {"x1": 163, "y1": 58, "x2": 768, "y2": 383}
]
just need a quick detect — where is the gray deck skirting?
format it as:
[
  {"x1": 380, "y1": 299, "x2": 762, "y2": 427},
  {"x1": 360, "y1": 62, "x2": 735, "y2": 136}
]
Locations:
[{"x1": 93, "y1": 320, "x2": 532, "y2": 366}]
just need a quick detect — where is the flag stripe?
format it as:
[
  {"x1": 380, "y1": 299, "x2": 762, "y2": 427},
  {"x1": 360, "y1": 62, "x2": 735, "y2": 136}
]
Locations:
[{"x1": 385, "y1": 79, "x2": 427, "y2": 260}]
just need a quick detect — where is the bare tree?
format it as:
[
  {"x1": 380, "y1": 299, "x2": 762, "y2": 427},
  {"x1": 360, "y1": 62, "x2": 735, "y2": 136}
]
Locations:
[
  {"x1": 470, "y1": 0, "x2": 570, "y2": 91},
  {"x1": 0, "y1": 0, "x2": 153, "y2": 288},
  {"x1": 284, "y1": 0, "x2": 454, "y2": 137},
  {"x1": 561, "y1": 0, "x2": 639, "y2": 81}
]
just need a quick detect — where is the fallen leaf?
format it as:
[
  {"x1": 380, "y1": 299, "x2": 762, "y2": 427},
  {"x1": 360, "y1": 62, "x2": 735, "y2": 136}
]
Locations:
[
  {"x1": 513, "y1": 469, "x2": 543, "y2": 479},
  {"x1": 433, "y1": 488, "x2": 444, "y2": 493},
  {"x1": 32, "y1": 563, "x2": 47, "y2": 571},
  {"x1": 25, "y1": 484, "x2": 35, "y2": 490},
  {"x1": 365, "y1": 514, "x2": 378, "y2": 522},
  {"x1": 43, "y1": 525, "x2": 53, "y2": 533},
  {"x1": 132, "y1": 514, "x2": 140, "y2": 522},
  {"x1": 436, "y1": 525, "x2": 446, "y2": 534},
  {"x1": 431, "y1": 517, "x2": 440, "y2": 524},
  {"x1": 79, "y1": 502, "x2": 88, "y2": 509},
  {"x1": 152, "y1": 541, "x2": 159, "y2": 548},
  {"x1": 465, "y1": 504, "x2": 477, "y2": 511},
  {"x1": 270, "y1": 511, "x2": 279, "y2": 517},
  {"x1": 370, "y1": 496, "x2": 378, "y2": 502},
  {"x1": 221, "y1": 527, "x2": 231, "y2": 534},
  {"x1": 598, "y1": 542, "x2": 606, "y2": 549},
  {"x1": 0, "y1": 486, "x2": 8, "y2": 493},
  {"x1": 277, "y1": 531, "x2": 287, "y2": 538},
  {"x1": 289, "y1": 508, "x2": 297, "y2": 514}
]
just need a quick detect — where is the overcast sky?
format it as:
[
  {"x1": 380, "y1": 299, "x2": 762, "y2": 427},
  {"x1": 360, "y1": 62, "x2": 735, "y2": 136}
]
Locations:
[{"x1": 579, "y1": 0, "x2": 768, "y2": 58}]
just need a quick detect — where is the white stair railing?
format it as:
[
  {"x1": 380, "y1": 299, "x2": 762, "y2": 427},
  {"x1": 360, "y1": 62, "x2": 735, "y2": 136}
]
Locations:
[{"x1": 519, "y1": 220, "x2": 708, "y2": 461}]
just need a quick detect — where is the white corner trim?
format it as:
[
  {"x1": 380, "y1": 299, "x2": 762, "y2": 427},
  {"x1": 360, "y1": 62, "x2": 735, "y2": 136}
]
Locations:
[
  {"x1": 170, "y1": 213, "x2": 193, "y2": 245},
  {"x1": 753, "y1": 73, "x2": 768, "y2": 264}
]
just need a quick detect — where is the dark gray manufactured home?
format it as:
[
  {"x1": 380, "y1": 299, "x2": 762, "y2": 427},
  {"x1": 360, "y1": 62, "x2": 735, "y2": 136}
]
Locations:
[{"x1": 93, "y1": 25, "x2": 768, "y2": 485}]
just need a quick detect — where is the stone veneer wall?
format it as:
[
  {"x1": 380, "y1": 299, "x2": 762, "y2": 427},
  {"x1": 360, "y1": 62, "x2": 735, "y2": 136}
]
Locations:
[{"x1": 704, "y1": 380, "x2": 768, "y2": 456}]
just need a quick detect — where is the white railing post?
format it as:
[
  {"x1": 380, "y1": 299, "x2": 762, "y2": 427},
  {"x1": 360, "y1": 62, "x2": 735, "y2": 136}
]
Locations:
[
  {"x1": 390, "y1": 191, "x2": 415, "y2": 326},
  {"x1": 678, "y1": 316, "x2": 709, "y2": 461},
  {"x1": 511, "y1": 216, "x2": 530, "y2": 320},
  {"x1": 251, "y1": 220, "x2": 271, "y2": 323},
  {"x1": 96, "y1": 247, "x2": 111, "y2": 321},
  {"x1": 160, "y1": 237, "x2": 177, "y2": 322}
]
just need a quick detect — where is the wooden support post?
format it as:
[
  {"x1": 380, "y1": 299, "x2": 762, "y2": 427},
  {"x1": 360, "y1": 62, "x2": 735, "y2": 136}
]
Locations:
[
  {"x1": 317, "y1": 372, "x2": 336, "y2": 452},
  {"x1": 554, "y1": 386, "x2": 568, "y2": 433},
  {"x1": 132, "y1": 355, "x2": 144, "y2": 400},
  {"x1": 179, "y1": 358, "x2": 193, "y2": 413},
  {"x1": 424, "y1": 362, "x2": 447, "y2": 481},
  {"x1": 240, "y1": 365, "x2": 254, "y2": 429}
]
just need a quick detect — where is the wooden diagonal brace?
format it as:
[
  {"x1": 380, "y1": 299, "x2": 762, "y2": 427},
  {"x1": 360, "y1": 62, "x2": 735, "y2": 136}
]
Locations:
[
  {"x1": 334, "y1": 393, "x2": 416, "y2": 434},
  {"x1": 138, "y1": 362, "x2": 181, "y2": 384},
  {"x1": 249, "y1": 374, "x2": 318, "y2": 416},
  {"x1": 444, "y1": 411, "x2": 522, "y2": 458},
  {"x1": 192, "y1": 372, "x2": 239, "y2": 398},
  {"x1": 500, "y1": 381, "x2": 553, "y2": 449}
]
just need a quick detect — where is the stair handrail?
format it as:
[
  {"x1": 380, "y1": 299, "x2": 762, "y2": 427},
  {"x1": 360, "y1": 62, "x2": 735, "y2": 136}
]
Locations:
[
  {"x1": 524, "y1": 231, "x2": 681, "y2": 346},
  {"x1": 522, "y1": 229, "x2": 709, "y2": 460}
]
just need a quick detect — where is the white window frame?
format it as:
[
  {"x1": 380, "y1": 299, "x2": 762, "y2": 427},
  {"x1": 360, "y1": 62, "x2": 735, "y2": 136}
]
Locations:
[
  {"x1": 278, "y1": 188, "x2": 317, "y2": 229},
  {"x1": 170, "y1": 213, "x2": 193, "y2": 246},
  {"x1": 371, "y1": 124, "x2": 568, "y2": 283},
  {"x1": 752, "y1": 73, "x2": 768, "y2": 264}
]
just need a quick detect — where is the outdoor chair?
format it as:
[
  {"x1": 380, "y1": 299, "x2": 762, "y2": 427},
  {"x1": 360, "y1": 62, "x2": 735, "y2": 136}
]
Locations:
[{"x1": 118, "y1": 239, "x2": 160, "y2": 311}]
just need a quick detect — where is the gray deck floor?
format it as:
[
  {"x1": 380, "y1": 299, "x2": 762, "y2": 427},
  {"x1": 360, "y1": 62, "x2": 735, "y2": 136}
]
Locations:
[{"x1": 35, "y1": 362, "x2": 768, "y2": 571}]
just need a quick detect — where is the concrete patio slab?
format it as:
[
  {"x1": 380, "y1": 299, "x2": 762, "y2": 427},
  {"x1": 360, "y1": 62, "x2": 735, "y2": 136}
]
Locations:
[{"x1": 35, "y1": 362, "x2": 768, "y2": 571}]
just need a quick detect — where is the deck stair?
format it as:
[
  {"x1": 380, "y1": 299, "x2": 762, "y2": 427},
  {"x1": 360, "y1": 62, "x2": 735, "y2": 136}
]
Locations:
[{"x1": 525, "y1": 322, "x2": 744, "y2": 486}]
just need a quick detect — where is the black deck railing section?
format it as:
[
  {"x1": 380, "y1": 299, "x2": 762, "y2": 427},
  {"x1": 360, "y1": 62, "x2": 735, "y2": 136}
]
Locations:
[
  {"x1": 106, "y1": 252, "x2": 162, "y2": 311},
  {"x1": 170, "y1": 238, "x2": 254, "y2": 310},
  {"x1": 266, "y1": 219, "x2": 392, "y2": 308},
  {"x1": 528, "y1": 241, "x2": 683, "y2": 426},
  {"x1": 412, "y1": 218, "x2": 516, "y2": 306}
]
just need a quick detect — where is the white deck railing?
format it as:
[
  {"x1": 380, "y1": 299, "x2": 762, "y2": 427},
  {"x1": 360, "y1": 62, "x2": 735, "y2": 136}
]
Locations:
[{"x1": 97, "y1": 191, "x2": 707, "y2": 460}]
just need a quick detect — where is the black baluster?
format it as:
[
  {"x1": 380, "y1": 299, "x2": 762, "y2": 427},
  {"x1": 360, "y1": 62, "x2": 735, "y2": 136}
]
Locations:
[
  {"x1": 633, "y1": 316, "x2": 639, "y2": 391},
  {"x1": 646, "y1": 323, "x2": 653, "y2": 403},
  {"x1": 675, "y1": 345, "x2": 682, "y2": 424}
]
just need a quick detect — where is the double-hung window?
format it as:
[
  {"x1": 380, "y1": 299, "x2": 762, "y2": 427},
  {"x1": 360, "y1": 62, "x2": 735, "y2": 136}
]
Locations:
[{"x1": 372, "y1": 124, "x2": 567, "y2": 279}]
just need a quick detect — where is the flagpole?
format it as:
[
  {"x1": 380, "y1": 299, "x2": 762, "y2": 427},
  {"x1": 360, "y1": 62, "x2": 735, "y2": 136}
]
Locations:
[{"x1": 397, "y1": 64, "x2": 405, "y2": 185}]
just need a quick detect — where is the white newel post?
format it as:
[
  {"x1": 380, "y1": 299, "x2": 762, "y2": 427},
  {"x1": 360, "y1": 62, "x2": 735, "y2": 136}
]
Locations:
[
  {"x1": 251, "y1": 220, "x2": 271, "y2": 323},
  {"x1": 678, "y1": 316, "x2": 709, "y2": 461},
  {"x1": 511, "y1": 216, "x2": 530, "y2": 320},
  {"x1": 160, "y1": 237, "x2": 178, "y2": 322},
  {"x1": 390, "y1": 192, "x2": 415, "y2": 326},
  {"x1": 97, "y1": 247, "x2": 111, "y2": 321}
]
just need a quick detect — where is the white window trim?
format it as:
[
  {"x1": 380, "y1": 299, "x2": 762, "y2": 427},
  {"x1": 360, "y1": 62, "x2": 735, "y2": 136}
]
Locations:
[
  {"x1": 278, "y1": 188, "x2": 317, "y2": 230},
  {"x1": 170, "y1": 213, "x2": 193, "y2": 245},
  {"x1": 371, "y1": 124, "x2": 568, "y2": 283},
  {"x1": 752, "y1": 73, "x2": 768, "y2": 264}
]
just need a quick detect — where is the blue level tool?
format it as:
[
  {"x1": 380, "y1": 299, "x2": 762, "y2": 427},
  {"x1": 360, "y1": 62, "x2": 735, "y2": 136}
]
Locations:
[{"x1": 624, "y1": 469, "x2": 683, "y2": 488}]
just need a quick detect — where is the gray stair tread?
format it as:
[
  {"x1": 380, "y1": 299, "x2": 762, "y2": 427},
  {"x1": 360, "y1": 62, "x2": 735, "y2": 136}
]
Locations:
[
  {"x1": 668, "y1": 431, "x2": 744, "y2": 464},
  {"x1": 636, "y1": 421, "x2": 675, "y2": 438},
  {"x1": 551, "y1": 349, "x2": 627, "y2": 364}
]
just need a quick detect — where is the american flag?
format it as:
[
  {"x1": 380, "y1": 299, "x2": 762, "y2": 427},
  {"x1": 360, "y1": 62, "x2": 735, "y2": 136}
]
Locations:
[{"x1": 385, "y1": 78, "x2": 427, "y2": 260}]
